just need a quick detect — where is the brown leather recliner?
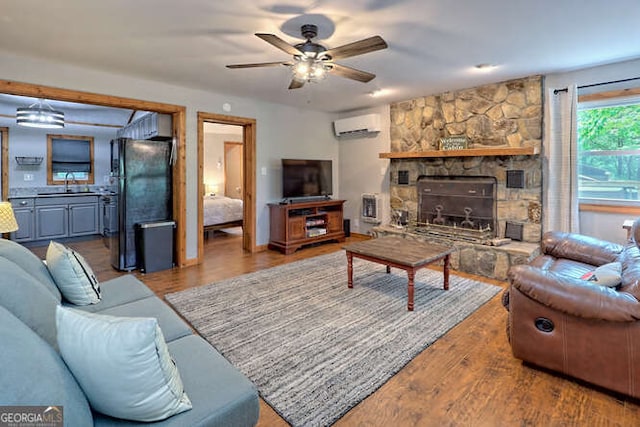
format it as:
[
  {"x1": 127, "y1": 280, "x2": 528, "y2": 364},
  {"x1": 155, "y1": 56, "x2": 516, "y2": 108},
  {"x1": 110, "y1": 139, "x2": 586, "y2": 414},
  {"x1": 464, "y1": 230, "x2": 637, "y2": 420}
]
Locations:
[{"x1": 504, "y1": 221, "x2": 640, "y2": 398}]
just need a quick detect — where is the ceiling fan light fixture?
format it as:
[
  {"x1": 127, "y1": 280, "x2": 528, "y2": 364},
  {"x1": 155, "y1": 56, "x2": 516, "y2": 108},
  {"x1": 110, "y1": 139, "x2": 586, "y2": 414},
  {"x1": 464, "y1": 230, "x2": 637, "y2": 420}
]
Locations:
[
  {"x1": 291, "y1": 57, "x2": 329, "y2": 83},
  {"x1": 16, "y1": 98, "x2": 65, "y2": 129}
]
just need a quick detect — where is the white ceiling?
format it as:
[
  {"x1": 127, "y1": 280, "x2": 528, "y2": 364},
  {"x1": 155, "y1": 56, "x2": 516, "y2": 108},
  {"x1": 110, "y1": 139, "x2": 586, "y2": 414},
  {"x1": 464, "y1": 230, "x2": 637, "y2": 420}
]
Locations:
[{"x1": 1, "y1": 0, "x2": 639, "y2": 114}]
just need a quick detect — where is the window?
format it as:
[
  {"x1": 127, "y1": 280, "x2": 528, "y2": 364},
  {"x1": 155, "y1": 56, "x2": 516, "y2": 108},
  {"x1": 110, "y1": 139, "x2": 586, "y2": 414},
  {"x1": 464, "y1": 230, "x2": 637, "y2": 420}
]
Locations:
[
  {"x1": 47, "y1": 134, "x2": 94, "y2": 185},
  {"x1": 577, "y1": 96, "x2": 640, "y2": 203}
]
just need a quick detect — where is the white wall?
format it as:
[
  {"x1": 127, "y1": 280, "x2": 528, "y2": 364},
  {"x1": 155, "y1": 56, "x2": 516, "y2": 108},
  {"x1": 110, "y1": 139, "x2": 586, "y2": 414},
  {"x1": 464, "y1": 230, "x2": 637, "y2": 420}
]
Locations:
[
  {"x1": 545, "y1": 57, "x2": 640, "y2": 244},
  {"x1": 0, "y1": 49, "x2": 335, "y2": 258},
  {"x1": 0, "y1": 116, "x2": 116, "y2": 189},
  {"x1": 335, "y1": 105, "x2": 391, "y2": 235}
]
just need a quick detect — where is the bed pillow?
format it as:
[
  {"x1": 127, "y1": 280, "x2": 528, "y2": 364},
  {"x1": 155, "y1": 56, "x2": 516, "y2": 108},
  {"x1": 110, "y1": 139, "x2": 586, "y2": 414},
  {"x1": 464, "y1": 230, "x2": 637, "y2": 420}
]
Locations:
[
  {"x1": 46, "y1": 241, "x2": 101, "y2": 305},
  {"x1": 56, "y1": 307, "x2": 192, "y2": 422}
]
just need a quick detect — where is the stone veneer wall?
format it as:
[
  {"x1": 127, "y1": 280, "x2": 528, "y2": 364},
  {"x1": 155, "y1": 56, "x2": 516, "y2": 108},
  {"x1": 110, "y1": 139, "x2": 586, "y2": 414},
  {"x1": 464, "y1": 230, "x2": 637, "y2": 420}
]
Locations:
[{"x1": 388, "y1": 75, "x2": 543, "y2": 243}]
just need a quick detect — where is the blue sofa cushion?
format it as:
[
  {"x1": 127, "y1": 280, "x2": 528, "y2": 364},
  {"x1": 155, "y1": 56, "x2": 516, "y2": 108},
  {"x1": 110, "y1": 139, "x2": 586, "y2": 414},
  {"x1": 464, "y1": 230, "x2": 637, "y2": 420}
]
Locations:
[
  {"x1": 0, "y1": 238, "x2": 61, "y2": 300},
  {"x1": 93, "y1": 335, "x2": 260, "y2": 427},
  {"x1": 72, "y1": 274, "x2": 155, "y2": 313},
  {"x1": 0, "y1": 305, "x2": 93, "y2": 426},
  {"x1": 0, "y1": 257, "x2": 60, "y2": 349},
  {"x1": 88, "y1": 295, "x2": 193, "y2": 343}
]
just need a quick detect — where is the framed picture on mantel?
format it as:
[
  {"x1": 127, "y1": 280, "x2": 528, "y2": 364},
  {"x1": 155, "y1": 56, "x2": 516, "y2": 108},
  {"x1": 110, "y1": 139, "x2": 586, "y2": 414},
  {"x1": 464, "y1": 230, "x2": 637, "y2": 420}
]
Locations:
[{"x1": 439, "y1": 136, "x2": 468, "y2": 151}]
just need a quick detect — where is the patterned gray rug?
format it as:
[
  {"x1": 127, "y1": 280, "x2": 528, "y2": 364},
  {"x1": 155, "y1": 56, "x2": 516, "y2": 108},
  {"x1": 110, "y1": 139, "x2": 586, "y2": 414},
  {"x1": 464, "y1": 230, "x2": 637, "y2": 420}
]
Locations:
[{"x1": 165, "y1": 251, "x2": 501, "y2": 427}]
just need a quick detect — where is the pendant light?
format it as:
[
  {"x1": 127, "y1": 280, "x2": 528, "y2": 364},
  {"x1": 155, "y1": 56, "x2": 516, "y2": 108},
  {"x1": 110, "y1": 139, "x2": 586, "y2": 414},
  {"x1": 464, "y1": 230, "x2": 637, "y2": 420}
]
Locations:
[{"x1": 16, "y1": 98, "x2": 65, "y2": 129}]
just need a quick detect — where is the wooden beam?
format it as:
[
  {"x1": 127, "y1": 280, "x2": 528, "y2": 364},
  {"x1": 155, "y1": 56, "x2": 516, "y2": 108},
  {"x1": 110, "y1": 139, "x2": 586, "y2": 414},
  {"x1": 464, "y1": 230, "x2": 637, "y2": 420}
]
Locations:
[{"x1": 379, "y1": 146, "x2": 539, "y2": 159}]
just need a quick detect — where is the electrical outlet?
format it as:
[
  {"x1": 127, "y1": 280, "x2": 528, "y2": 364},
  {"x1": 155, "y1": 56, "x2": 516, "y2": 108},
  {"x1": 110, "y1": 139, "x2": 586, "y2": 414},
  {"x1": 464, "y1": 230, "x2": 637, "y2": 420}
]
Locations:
[
  {"x1": 104, "y1": 175, "x2": 110, "y2": 183},
  {"x1": 261, "y1": 167, "x2": 267, "y2": 176},
  {"x1": 353, "y1": 219, "x2": 359, "y2": 228},
  {"x1": 23, "y1": 173, "x2": 34, "y2": 181}
]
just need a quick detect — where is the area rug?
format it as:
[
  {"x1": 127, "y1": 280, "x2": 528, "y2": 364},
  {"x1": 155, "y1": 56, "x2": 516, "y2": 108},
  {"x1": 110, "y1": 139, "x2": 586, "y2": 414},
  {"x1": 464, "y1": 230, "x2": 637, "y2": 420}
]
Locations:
[{"x1": 165, "y1": 251, "x2": 501, "y2": 426}]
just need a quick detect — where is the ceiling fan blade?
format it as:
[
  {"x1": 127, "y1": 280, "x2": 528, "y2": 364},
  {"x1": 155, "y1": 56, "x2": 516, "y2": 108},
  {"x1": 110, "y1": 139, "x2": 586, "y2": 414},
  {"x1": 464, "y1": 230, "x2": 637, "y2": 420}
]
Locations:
[
  {"x1": 288, "y1": 78, "x2": 305, "y2": 90},
  {"x1": 322, "y1": 36, "x2": 387, "y2": 60},
  {"x1": 330, "y1": 63, "x2": 376, "y2": 83},
  {"x1": 255, "y1": 33, "x2": 304, "y2": 56},
  {"x1": 226, "y1": 61, "x2": 291, "y2": 69}
]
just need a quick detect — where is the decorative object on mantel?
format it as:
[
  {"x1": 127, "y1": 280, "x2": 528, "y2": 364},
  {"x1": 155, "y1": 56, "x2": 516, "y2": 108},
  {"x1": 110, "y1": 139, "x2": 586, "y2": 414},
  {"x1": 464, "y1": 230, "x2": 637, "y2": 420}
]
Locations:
[
  {"x1": 15, "y1": 156, "x2": 43, "y2": 166},
  {"x1": 439, "y1": 136, "x2": 468, "y2": 151},
  {"x1": 16, "y1": 98, "x2": 64, "y2": 129},
  {"x1": 0, "y1": 202, "x2": 19, "y2": 234}
]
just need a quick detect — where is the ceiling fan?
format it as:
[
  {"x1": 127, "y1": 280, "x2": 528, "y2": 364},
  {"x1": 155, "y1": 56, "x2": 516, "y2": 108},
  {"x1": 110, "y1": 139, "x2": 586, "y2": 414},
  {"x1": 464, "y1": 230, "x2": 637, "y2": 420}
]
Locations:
[{"x1": 226, "y1": 24, "x2": 387, "y2": 89}]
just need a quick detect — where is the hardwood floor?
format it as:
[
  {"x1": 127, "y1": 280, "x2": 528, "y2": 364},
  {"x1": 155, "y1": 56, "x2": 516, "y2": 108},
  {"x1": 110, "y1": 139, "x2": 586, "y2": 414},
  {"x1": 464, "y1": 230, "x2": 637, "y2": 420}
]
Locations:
[{"x1": 32, "y1": 232, "x2": 640, "y2": 426}]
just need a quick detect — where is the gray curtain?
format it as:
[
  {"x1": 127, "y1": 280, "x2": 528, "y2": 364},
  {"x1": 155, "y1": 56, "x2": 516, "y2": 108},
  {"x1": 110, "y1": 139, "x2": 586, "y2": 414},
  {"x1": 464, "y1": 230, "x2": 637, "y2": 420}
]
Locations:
[{"x1": 542, "y1": 84, "x2": 579, "y2": 233}]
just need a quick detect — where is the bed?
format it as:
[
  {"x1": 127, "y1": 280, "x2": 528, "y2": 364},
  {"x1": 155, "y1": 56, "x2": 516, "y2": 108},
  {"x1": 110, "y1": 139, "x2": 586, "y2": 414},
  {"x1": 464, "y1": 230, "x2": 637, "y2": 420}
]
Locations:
[{"x1": 203, "y1": 195, "x2": 244, "y2": 233}]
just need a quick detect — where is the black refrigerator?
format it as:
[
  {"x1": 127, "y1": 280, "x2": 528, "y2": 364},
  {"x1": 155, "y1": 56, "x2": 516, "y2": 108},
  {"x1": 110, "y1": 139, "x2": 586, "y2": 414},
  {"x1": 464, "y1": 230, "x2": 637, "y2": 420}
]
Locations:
[{"x1": 110, "y1": 138, "x2": 174, "y2": 271}]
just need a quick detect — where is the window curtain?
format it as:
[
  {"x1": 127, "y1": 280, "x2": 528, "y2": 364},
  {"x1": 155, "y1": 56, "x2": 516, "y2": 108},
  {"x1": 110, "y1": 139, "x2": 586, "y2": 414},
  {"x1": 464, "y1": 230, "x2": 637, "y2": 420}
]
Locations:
[
  {"x1": 542, "y1": 84, "x2": 579, "y2": 234},
  {"x1": 51, "y1": 138, "x2": 91, "y2": 173}
]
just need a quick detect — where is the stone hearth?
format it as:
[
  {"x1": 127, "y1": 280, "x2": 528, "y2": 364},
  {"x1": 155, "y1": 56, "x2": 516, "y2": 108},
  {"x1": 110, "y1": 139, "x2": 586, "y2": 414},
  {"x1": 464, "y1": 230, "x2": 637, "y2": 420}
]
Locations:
[{"x1": 372, "y1": 225, "x2": 539, "y2": 281}]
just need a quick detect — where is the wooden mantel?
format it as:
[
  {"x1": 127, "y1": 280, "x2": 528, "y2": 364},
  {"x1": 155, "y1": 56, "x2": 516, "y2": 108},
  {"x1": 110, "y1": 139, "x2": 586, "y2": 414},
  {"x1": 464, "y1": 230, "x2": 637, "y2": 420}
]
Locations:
[{"x1": 379, "y1": 146, "x2": 540, "y2": 159}]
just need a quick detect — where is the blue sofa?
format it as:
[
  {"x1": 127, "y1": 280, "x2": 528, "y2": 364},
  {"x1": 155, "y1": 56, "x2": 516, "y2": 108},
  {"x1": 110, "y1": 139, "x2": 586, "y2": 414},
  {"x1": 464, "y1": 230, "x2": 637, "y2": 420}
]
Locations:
[{"x1": 0, "y1": 238, "x2": 259, "y2": 426}]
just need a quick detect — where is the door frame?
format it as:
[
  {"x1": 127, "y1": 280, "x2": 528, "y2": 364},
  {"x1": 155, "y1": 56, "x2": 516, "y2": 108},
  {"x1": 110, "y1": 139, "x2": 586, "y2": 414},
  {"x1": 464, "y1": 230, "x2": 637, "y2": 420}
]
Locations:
[
  {"x1": 0, "y1": 79, "x2": 189, "y2": 266},
  {"x1": 197, "y1": 112, "x2": 256, "y2": 259},
  {"x1": 1, "y1": 127, "x2": 7, "y2": 201}
]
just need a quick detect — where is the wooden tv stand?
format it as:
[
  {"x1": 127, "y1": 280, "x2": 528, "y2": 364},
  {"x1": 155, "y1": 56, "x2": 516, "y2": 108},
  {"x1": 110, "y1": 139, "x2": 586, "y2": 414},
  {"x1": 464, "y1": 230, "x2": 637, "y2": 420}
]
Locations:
[{"x1": 268, "y1": 199, "x2": 346, "y2": 254}]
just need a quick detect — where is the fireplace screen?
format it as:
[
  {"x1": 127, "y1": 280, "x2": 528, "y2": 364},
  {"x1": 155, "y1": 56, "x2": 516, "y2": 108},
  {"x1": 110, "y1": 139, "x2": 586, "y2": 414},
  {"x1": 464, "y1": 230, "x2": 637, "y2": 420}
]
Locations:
[{"x1": 415, "y1": 175, "x2": 497, "y2": 242}]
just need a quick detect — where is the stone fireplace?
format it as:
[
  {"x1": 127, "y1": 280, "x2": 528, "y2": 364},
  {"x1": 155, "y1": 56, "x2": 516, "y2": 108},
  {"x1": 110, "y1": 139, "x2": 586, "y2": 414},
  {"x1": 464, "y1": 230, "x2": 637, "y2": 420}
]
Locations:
[{"x1": 373, "y1": 76, "x2": 544, "y2": 280}]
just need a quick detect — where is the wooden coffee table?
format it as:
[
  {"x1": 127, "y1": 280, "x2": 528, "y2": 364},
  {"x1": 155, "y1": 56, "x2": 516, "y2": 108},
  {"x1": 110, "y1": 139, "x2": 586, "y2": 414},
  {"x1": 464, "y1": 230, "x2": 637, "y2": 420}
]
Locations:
[{"x1": 344, "y1": 236, "x2": 455, "y2": 311}]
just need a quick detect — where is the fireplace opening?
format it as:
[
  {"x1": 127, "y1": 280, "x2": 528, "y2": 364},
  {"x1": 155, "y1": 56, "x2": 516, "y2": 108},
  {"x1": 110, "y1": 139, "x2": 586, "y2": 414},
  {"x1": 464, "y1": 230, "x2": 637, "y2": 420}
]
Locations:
[{"x1": 415, "y1": 175, "x2": 497, "y2": 242}]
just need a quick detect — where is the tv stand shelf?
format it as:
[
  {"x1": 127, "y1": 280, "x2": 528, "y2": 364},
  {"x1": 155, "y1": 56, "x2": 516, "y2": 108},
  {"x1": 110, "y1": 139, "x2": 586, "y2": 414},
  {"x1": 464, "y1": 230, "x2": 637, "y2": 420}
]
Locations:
[{"x1": 268, "y1": 199, "x2": 346, "y2": 254}]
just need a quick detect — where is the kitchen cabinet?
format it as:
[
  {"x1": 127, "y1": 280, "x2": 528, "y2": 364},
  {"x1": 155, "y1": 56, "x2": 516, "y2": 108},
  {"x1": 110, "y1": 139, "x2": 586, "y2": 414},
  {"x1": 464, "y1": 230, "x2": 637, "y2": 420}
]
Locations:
[
  {"x1": 9, "y1": 198, "x2": 35, "y2": 242},
  {"x1": 116, "y1": 112, "x2": 172, "y2": 140},
  {"x1": 36, "y1": 204, "x2": 68, "y2": 240},
  {"x1": 35, "y1": 195, "x2": 99, "y2": 241}
]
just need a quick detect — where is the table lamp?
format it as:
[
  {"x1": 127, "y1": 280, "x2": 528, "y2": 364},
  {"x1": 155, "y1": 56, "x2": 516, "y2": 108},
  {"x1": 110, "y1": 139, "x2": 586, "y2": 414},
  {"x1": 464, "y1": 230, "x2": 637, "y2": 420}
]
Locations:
[{"x1": 0, "y1": 202, "x2": 19, "y2": 236}]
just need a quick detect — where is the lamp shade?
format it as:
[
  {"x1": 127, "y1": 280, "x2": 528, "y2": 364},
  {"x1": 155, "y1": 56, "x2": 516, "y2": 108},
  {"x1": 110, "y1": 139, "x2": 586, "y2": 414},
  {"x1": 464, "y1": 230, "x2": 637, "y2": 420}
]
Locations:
[
  {"x1": 0, "y1": 202, "x2": 19, "y2": 233},
  {"x1": 16, "y1": 99, "x2": 64, "y2": 129}
]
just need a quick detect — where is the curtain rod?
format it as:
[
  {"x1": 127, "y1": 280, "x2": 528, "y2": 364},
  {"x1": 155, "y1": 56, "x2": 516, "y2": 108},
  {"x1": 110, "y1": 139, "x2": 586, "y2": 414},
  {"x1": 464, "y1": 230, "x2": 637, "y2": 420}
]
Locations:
[{"x1": 553, "y1": 76, "x2": 640, "y2": 95}]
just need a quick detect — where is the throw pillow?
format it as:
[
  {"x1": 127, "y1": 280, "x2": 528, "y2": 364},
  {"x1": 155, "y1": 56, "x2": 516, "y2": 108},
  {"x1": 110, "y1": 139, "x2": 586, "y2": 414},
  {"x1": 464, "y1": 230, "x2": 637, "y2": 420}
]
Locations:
[
  {"x1": 46, "y1": 241, "x2": 101, "y2": 305},
  {"x1": 583, "y1": 262, "x2": 622, "y2": 287},
  {"x1": 55, "y1": 307, "x2": 192, "y2": 422}
]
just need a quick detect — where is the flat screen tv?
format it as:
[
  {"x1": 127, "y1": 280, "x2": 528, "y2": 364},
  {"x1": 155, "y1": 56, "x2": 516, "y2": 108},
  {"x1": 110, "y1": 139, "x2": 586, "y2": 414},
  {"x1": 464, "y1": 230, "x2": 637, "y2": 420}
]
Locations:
[{"x1": 282, "y1": 159, "x2": 333, "y2": 199}]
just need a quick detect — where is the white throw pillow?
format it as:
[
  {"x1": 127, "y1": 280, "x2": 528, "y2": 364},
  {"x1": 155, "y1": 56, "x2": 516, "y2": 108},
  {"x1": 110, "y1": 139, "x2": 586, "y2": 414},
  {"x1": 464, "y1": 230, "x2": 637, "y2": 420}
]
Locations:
[
  {"x1": 592, "y1": 262, "x2": 623, "y2": 287},
  {"x1": 56, "y1": 307, "x2": 192, "y2": 422},
  {"x1": 46, "y1": 241, "x2": 101, "y2": 305}
]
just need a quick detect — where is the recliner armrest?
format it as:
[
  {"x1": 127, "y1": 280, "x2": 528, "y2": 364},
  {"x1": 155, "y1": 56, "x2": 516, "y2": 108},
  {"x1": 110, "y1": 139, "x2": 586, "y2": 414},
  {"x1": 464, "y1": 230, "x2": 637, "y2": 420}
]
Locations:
[
  {"x1": 508, "y1": 264, "x2": 640, "y2": 322},
  {"x1": 542, "y1": 231, "x2": 623, "y2": 266}
]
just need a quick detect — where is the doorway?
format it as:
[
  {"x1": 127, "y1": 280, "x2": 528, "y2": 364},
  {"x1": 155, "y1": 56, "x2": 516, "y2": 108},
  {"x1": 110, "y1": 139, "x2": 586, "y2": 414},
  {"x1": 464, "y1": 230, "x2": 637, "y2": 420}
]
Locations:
[
  {"x1": 197, "y1": 112, "x2": 256, "y2": 262},
  {"x1": 0, "y1": 79, "x2": 188, "y2": 266}
]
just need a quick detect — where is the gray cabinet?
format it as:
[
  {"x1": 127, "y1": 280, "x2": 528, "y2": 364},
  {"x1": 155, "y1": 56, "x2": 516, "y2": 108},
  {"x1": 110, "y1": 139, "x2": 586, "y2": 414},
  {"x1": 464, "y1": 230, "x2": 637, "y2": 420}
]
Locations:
[
  {"x1": 9, "y1": 198, "x2": 35, "y2": 242},
  {"x1": 69, "y1": 203, "x2": 99, "y2": 236},
  {"x1": 32, "y1": 195, "x2": 99, "y2": 242},
  {"x1": 116, "y1": 112, "x2": 172, "y2": 140},
  {"x1": 35, "y1": 205, "x2": 68, "y2": 240}
]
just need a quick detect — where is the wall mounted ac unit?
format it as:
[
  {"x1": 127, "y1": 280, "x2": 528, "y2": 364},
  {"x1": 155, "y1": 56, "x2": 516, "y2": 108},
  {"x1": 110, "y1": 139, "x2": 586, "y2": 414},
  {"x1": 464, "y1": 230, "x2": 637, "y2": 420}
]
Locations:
[
  {"x1": 333, "y1": 113, "x2": 381, "y2": 137},
  {"x1": 362, "y1": 193, "x2": 383, "y2": 224}
]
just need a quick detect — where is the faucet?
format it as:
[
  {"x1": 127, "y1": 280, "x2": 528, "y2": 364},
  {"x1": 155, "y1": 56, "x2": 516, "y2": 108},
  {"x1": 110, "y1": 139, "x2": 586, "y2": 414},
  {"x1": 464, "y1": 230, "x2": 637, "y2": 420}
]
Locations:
[{"x1": 64, "y1": 172, "x2": 77, "y2": 193}]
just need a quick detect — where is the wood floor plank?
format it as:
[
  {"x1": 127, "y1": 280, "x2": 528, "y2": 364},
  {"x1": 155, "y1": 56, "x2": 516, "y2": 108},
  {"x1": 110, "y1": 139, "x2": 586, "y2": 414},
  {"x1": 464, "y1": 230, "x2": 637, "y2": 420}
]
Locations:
[{"x1": 28, "y1": 232, "x2": 640, "y2": 426}]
